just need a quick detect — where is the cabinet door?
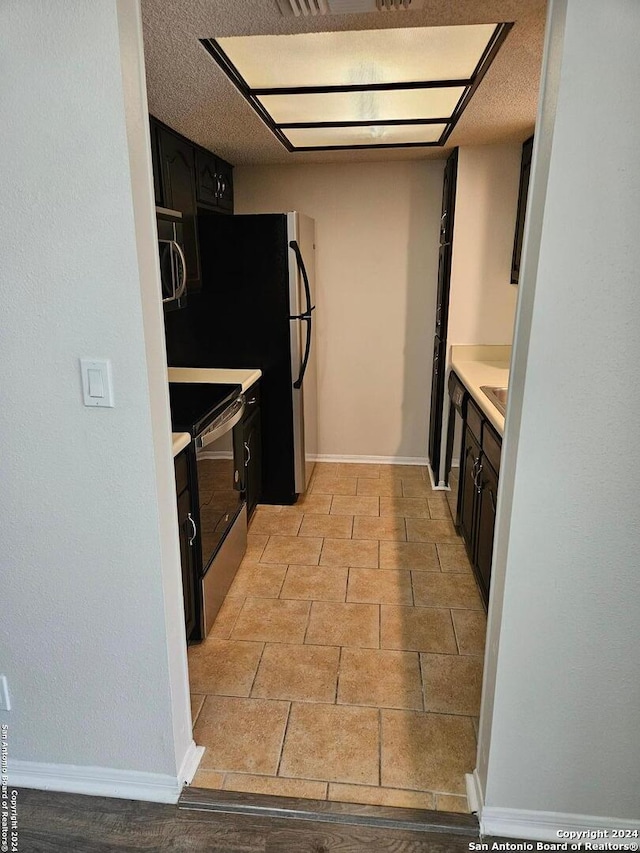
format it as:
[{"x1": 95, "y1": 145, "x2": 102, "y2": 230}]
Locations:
[
  {"x1": 177, "y1": 487, "x2": 197, "y2": 640},
  {"x1": 459, "y1": 426, "x2": 481, "y2": 563},
  {"x1": 158, "y1": 128, "x2": 201, "y2": 292},
  {"x1": 195, "y1": 149, "x2": 220, "y2": 208},
  {"x1": 475, "y1": 459, "x2": 498, "y2": 605},
  {"x1": 243, "y1": 406, "x2": 262, "y2": 518},
  {"x1": 216, "y1": 158, "x2": 234, "y2": 212}
]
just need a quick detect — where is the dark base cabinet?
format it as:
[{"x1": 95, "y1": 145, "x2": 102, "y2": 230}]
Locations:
[
  {"x1": 234, "y1": 382, "x2": 263, "y2": 520},
  {"x1": 453, "y1": 384, "x2": 502, "y2": 609},
  {"x1": 174, "y1": 446, "x2": 199, "y2": 641}
]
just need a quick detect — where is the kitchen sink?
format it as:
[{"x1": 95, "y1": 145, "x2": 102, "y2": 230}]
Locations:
[{"x1": 481, "y1": 385, "x2": 508, "y2": 416}]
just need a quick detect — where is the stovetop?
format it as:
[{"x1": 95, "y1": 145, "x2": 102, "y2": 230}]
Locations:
[{"x1": 168, "y1": 382, "x2": 242, "y2": 436}]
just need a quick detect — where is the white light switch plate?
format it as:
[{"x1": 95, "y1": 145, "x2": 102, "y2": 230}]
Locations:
[
  {"x1": 80, "y1": 358, "x2": 114, "y2": 407},
  {"x1": 0, "y1": 676, "x2": 10, "y2": 711}
]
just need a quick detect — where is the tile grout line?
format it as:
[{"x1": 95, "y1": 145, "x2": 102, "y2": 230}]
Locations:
[
  {"x1": 274, "y1": 700, "x2": 293, "y2": 778},
  {"x1": 334, "y1": 645, "x2": 343, "y2": 704},
  {"x1": 247, "y1": 641, "x2": 267, "y2": 698},
  {"x1": 418, "y1": 649, "x2": 426, "y2": 712},
  {"x1": 276, "y1": 565, "x2": 289, "y2": 599},
  {"x1": 226, "y1": 595, "x2": 247, "y2": 640},
  {"x1": 301, "y1": 596, "x2": 314, "y2": 644},
  {"x1": 450, "y1": 608, "x2": 461, "y2": 655},
  {"x1": 377, "y1": 707, "x2": 382, "y2": 787}
]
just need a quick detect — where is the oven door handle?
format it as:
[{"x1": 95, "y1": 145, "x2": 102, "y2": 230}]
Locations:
[{"x1": 195, "y1": 397, "x2": 245, "y2": 450}]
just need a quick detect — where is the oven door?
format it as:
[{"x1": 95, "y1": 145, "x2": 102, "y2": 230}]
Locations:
[{"x1": 195, "y1": 398, "x2": 245, "y2": 574}]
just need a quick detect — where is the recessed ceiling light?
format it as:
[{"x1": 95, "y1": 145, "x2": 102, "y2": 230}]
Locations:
[{"x1": 200, "y1": 23, "x2": 512, "y2": 152}]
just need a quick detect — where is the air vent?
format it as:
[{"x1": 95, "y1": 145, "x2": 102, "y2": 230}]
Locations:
[{"x1": 276, "y1": 0, "x2": 424, "y2": 15}]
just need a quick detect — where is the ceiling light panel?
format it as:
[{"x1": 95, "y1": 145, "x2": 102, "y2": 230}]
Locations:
[
  {"x1": 217, "y1": 25, "x2": 497, "y2": 89},
  {"x1": 201, "y1": 21, "x2": 512, "y2": 151},
  {"x1": 258, "y1": 87, "x2": 465, "y2": 124},
  {"x1": 283, "y1": 123, "x2": 446, "y2": 148}
]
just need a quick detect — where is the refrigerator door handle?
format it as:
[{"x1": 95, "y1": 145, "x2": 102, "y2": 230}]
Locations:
[
  {"x1": 288, "y1": 240, "x2": 315, "y2": 321},
  {"x1": 288, "y1": 239, "x2": 315, "y2": 389},
  {"x1": 293, "y1": 314, "x2": 312, "y2": 390}
]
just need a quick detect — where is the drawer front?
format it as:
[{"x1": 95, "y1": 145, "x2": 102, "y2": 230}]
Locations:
[
  {"x1": 174, "y1": 448, "x2": 189, "y2": 495},
  {"x1": 244, "y1": 380, "x2": 261, "y2": 410},
  {"x1": 482, "y1": 422, "x2": 502, "y2": 474},
  {"x1": 466, "y1": 397, "x2": 483, "y2": 443},
  {"x1": 448, "y1": 371, "x2": 466, "y2": 411}
]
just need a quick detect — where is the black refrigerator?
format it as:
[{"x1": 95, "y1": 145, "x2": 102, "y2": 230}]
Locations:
[{"x1": 164, "y1": 211, "x2": 318, "y2": 505}]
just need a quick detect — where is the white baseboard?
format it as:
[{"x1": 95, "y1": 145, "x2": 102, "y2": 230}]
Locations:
[
  {"x1": 426, "y1": 462, "x2": 451, "y2": 491},
  {"x1": 312, "y1": 454, "x2": 429, "y2": 466},
  {"x1": 466, "y1": 769, "x2": 640, "y2": 842},
  {"x1": 178, "y1": 741, "x2": 205, "y2": 787},
  {"x1": 480, "y1": 806, "x2": 640, "y2": 842},
  {"x1": 8, "y1": 740, "x2": 204, "y2": 804},
  {"x1": 466, "y1": 769, "x2": 483, "y2": 815}
]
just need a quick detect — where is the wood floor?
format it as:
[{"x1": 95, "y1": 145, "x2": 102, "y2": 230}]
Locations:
[{"x1": 16, "y1": 786, "x2": 485, "y2": 852}]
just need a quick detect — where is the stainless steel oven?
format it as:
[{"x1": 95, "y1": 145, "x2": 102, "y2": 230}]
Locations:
[
  {"x1": 169, "y1": 382, "x2": 248, "y2": 641},
  {"x1": 193, "y1": 393, "x2": 247, "y2": 638}
]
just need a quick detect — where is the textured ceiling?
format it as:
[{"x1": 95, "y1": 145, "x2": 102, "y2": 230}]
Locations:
[{"x1": 141, "y1": 0, "x2": 546, "y2": 165}]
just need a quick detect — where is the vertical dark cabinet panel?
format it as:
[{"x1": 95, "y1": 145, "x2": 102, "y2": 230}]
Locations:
[
  {"x1": 175, "y1": 450, "x2": 199, "y2": 641},
  {"x1": 454, "y1": 386, "x2": 502, "y2": 610},
  {"x1": 511, "y1": 135, "x2": 534, "y2": 284},
  {"x1": 475, "y1": 460, "x2": 498, "y2": 597},
  {"x1": 428, "y1": 148, "x2": 458, "y2": 482},
  {"x1": 150, "y1": 120, "x2": 163, "y2": 207},
  {"x1": 158, "y1": 128, "x2": 201, "y2": 292},
  {"x1": 459, "y1": 425, "x2": 481, "y2": 562},
  {"x1": 243, "y1": 405, "x2": 262, "y2": 519}
]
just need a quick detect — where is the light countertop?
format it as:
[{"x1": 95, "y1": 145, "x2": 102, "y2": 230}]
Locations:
[
  {"x1": 168, "y1": 367, "x2": 262, "y2": 392},
  {"x1": 449, "y1": 345, "x2": 511, "y2": 436},
  {"x1": 172, "y1": 432, "x2": 191, "y2": 458}
]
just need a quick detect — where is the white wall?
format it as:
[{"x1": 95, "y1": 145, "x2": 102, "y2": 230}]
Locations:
[
  {"x1": 448, "y1": 145, "x2": 521, "y2": 347},
  {"x1": 0, "y1": 0, "x2": 193, "y2": 800},
  {"x1": 235, "y1": 161, "x2": 444, "y2": 461},
  {"x1": 477, "y1": 0, "x2": 640, "y2": 834}
]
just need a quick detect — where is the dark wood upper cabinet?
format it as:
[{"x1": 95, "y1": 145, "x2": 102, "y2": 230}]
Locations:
[
  {"x1": 158, "y1": 127, "x2": 201, "y2": 293},
  {"x1": 150, "y1": 116, "x2": 235, "y2": 297},
  {"x1": 195, "y1": 150, "x2": 234, "y2": 212},
  {"x1": 511, "y1": 135, "x2": 534, "y2": 284},
  {"x1": 215, "y1": 158, "x2": 234, "y2": 212}
]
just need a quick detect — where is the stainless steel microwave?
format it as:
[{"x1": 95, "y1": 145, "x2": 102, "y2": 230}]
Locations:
[{"x1": 157, "y1": 206, "x2": 187, "y2": 312}]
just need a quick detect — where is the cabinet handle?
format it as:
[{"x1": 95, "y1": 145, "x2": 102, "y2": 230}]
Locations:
[
  {"x1": 489, "y1": 489, "x2": 496, "y2": 513},
  {"x1": 187, "y1": 512, "x2": 197, "y2": 546},
  {"x1": 215, "y1": 175, "x2": 221, "y2": 197},
  {"x1": 244, "y1": 441, "x2": 251, "y2": 466},
  {"x1": 246, "y1": 397, "x2": 257, "y2": 405},
  {"x1": 474, "y1": 463, "x2": 483, "y2": 494}
]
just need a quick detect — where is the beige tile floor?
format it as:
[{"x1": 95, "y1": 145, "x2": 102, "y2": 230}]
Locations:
[{"x1": 189, "y1": 462, "x2": 486, "y2": 815}]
